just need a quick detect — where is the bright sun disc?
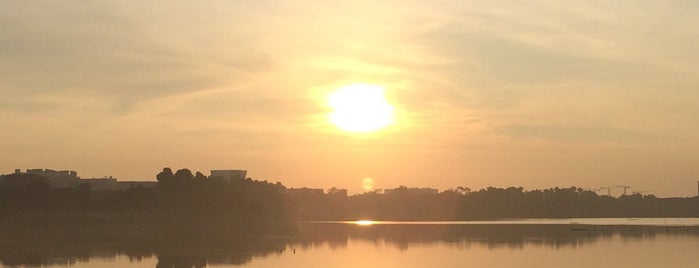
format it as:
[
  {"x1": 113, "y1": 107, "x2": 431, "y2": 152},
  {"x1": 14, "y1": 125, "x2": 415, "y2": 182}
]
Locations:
[
  {"x1": 362, "y1": 177, "x2": 374, "y2": 191},
  {"x1": 327, "y1": 84, "x2": 394, "y2": 133}
]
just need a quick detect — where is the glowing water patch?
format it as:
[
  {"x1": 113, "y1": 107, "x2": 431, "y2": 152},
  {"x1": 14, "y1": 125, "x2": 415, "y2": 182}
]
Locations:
[{"x1": 355, "y1": 220, "x2": 376, "y2": 226}]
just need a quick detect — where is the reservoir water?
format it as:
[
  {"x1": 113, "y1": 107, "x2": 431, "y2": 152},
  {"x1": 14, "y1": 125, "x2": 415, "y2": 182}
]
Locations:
[{"x1": 2, "y1": 218, "x2": 699, "y2": 268}]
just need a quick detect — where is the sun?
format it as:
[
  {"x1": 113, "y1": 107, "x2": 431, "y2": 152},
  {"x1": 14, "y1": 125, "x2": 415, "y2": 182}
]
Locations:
[
  {"x1": 327, "y1": 84, "x2": 395, "y2": 133},
  {"x1": 362, "y1": 177, "x2": 375, "y2": 191}
]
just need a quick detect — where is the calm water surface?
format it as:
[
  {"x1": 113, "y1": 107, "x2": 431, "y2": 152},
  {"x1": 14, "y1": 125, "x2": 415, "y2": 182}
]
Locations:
[{"x1": 3, "y1": 218, "x2": 699, "y2": 268}]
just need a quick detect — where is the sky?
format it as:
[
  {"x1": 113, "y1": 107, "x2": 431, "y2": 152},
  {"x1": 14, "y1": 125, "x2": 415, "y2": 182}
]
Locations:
[{"x1": 2, "y1": 1, "x2": 699, "y2": 196}]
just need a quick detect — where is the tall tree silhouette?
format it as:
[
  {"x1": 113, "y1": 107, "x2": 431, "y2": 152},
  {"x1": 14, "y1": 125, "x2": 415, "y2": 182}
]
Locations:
[
  {"x1": 174, "y1": 169, "x2": 194, "y2": 184},
  {"x1": 156, "y1": 168, "x2": 175, "y2": 186}
]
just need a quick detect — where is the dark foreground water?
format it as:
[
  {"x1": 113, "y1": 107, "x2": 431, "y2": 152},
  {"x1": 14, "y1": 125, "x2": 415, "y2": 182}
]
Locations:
[{"x1": 2, "y1": 218, "x2": 699, "y2": 268}]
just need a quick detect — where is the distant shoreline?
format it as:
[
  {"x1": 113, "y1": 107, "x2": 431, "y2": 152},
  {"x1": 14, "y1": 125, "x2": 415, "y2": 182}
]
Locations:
[{"x1": 3, "y1": 169, "x2": 699, "y2": 221}]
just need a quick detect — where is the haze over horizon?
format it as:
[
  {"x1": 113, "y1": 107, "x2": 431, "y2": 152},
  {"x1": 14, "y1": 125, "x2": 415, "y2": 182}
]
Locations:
[{"x1": 2, "y1": 1, "x2": 699, "y2": 197}]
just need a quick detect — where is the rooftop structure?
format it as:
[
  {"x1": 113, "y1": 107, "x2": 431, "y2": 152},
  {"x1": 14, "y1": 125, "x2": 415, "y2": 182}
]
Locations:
[
  {"x1": 23, "y1": 168, "x2": 80, "y2": 188},
  {"x1": 11, "y1": 169, "x2": 124, "y2": 189},
  {"x1": 327, "y1": 188, "x2": 348, "y2": 197}
]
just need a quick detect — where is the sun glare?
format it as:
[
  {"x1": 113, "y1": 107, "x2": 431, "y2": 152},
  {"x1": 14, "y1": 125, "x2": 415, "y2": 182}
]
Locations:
[
  {"x1": 362, "y1": 177, "x2": 375, "y2": 191},
  {"x1": 355, "y1": 220, "x2": 376, "y2": 226},
  {"x1": 327, "y1": 84, "x2": 394, "y2": 133}
]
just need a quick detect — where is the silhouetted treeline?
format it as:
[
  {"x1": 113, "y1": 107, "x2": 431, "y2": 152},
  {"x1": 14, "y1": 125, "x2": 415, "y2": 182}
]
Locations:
[
  {"x1": 3, "y1": 170, "x2": 699, "y2": 221},
  {"x1": 285, "y1": 186, "x2": 699, "y2": 220}
]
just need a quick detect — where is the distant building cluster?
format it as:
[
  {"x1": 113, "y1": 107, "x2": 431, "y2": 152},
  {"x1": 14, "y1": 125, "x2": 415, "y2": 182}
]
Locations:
[
  {"x1": 21, "y1": 168, "x2": 79, "y2": 188},
  {"x1": 2, "y1": 168, "x2": 255, "y2": 190},
  {"x1": 7, "y1": 168, "x2": 156, "y2": 190},
  {"x1": 3, "y1": 168, "x2": 441, "y2": 197},
  {"x1": 327, "y1": 188, "x2": 348, "y2": 197}
]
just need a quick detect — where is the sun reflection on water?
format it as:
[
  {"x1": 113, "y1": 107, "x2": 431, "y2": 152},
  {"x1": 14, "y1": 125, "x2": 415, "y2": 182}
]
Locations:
[{"x1": 355, "y1": 220, "x2": 376, "y2": 226}]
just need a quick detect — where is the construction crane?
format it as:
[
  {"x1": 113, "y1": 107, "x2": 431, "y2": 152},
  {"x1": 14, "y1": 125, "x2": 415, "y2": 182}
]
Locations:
[
  {"x1": 598, "y1": 187, "x2": 611, "y2": 196},
  {"x1": 615, "y1": 185, "x2": 631, "y2": 195}
]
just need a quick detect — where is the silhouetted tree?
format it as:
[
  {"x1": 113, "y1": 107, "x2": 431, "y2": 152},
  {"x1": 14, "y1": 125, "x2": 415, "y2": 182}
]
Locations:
[
  {"x1": 156, "y1": 168, "x2": 175, "y2": 185},
  {"x1": 174, "y1": 169, "x2": 194, "y2": 183},
  {"x1": 194, "y1": 171, "x2": 207, "y2": 184},
  {"x1": 456, "y1": 186, "x2": 471, "y2": 195}
]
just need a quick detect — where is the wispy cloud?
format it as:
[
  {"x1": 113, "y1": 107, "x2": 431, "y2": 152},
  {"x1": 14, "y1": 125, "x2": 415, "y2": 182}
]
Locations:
[{"x1": 2, "y1": 0, "x2": 699, "y2": 195}]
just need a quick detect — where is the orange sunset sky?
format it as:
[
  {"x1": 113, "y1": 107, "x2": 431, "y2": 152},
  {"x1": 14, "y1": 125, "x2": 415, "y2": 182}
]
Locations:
[{"x1": 2, "y1": 1, "x2": 699, "y2": 196}]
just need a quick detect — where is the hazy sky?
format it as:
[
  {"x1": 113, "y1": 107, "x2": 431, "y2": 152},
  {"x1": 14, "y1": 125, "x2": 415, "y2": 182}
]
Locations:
[{"x1": 2, "y1": 1, "x2": 699, "y2": 196}]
